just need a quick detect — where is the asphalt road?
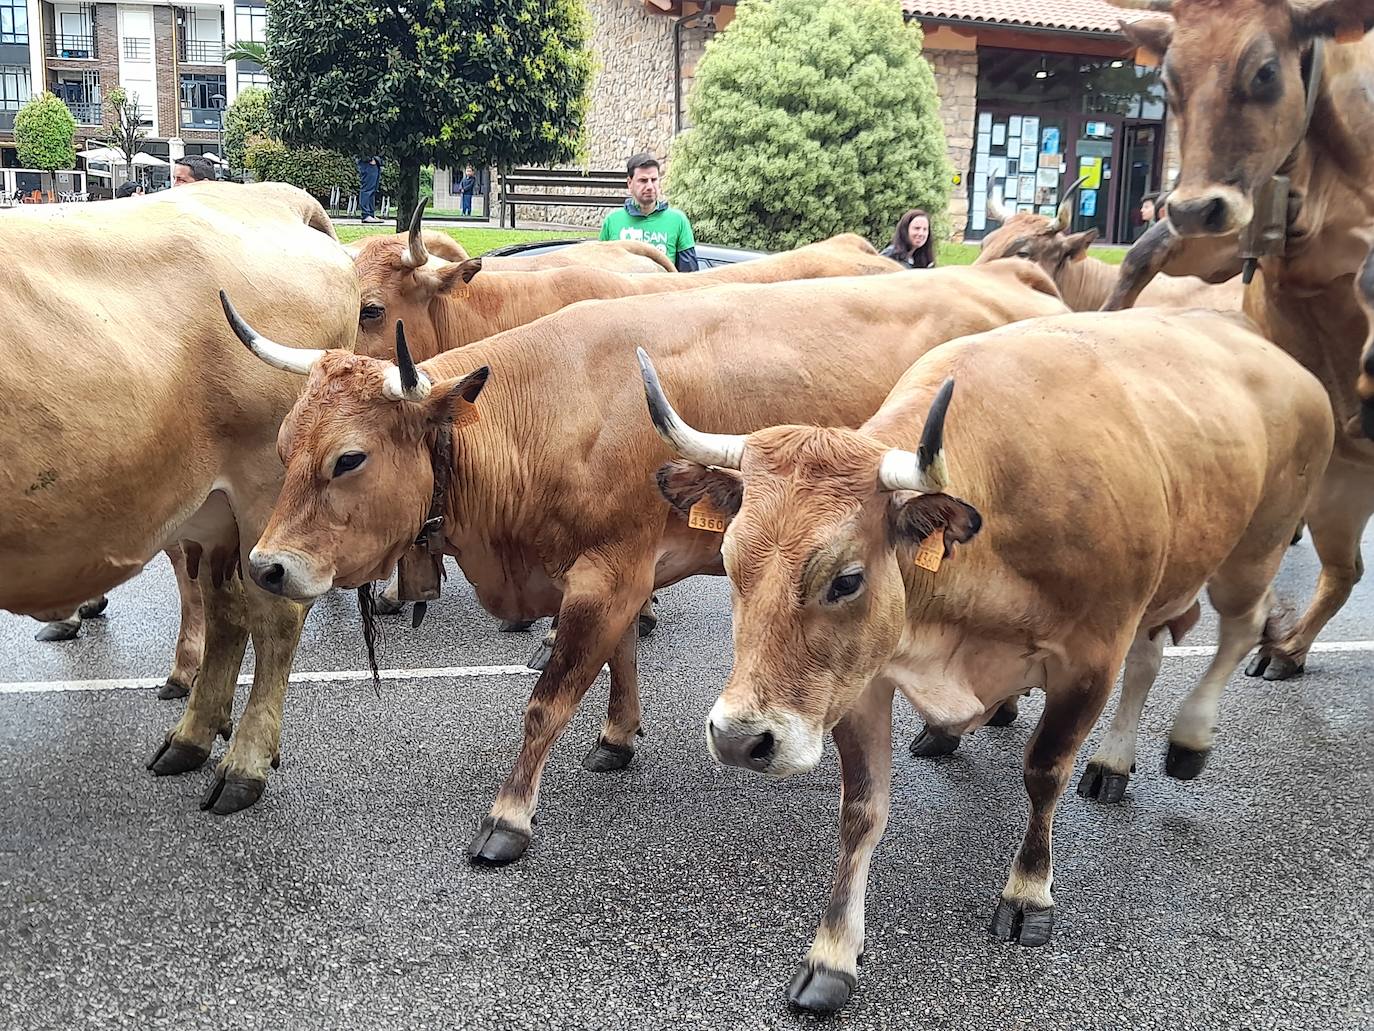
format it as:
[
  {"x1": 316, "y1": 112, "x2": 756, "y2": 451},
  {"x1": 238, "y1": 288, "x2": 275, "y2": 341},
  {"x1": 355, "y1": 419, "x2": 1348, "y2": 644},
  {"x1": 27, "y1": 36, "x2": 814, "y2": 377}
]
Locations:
[{"x1": 1, "y1": 529, "x2": 1370, "y2": 1031}]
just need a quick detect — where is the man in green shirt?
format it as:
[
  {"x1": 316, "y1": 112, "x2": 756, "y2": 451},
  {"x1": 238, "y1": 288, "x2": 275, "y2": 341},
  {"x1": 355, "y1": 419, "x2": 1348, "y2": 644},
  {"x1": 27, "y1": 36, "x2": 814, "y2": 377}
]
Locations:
[{"x1": 599, "y1": 152, "x2": 699, "y2": 272}]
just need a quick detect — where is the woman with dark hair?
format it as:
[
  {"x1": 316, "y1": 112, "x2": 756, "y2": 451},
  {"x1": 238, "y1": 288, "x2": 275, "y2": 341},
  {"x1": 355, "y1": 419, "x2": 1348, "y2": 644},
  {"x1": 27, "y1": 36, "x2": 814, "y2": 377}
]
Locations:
[{"x1": 881, "y1": 208, "x2": 936, "y2": 269}]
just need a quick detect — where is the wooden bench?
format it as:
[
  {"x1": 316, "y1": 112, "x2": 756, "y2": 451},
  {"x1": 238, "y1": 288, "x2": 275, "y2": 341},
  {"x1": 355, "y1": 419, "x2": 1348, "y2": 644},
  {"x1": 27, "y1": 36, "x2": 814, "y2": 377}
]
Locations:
[{"x1": 497, "y1": 167, "x2": 626, "y2": 228}]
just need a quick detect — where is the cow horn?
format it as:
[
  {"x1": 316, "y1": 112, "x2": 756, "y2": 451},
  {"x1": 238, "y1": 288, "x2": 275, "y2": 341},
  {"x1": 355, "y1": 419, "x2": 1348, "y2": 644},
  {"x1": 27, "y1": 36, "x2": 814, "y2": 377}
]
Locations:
[
  {"x1": 986, "y1": 180, "x2": 1011, "y2": 223},
  {"x1": 637, "y1": 347, "x2": 745, "y2": 470},
  {"x1": 382, "y1": 320, "x2": 432, "y2": 401},
  {"x1": 1106, "y1": 0, "x2": 1173, "y2": 11},
  {"x1": 401, "y1": 201, "x2": 430, "y2": 269},
  {"x1": 877, "y1": 378, "x2": 955, "y2": 493},
  {"x1": 220, "y1": 290, "x2": 325, "y2": 376},
  {"x1": 1052, "y1": 174, "x2": 1091, "y2": 231}
]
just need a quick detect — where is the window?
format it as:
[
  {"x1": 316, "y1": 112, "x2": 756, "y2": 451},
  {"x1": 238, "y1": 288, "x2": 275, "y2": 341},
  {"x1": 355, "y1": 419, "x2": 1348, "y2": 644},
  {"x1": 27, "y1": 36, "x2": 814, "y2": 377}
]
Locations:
[
  {"x1": 180, "y1": 73, "x2": 227, "y2": 128},
  {"x1": 237, "y1": 70, "x2": 270, "y2": 92},
  {"x1": 0, "y1": 0, "x2": 27, "y2": 45},
  {"x1": 234, "y1": 3, "x2": 267, "y2": 44},
  {"x1": 977, "y1": 48, "x2": 1164, "y2": 120},
  {"x1": 0, "y1": 65, "x2": 32, "y2": 110}
]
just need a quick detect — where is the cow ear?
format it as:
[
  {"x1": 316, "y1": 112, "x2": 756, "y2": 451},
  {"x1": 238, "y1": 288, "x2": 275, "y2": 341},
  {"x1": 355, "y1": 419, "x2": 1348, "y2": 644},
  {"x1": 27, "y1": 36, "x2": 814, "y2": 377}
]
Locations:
[
  {"x1": 887, "y1": 492, "x2": 982, "y2": 559},
  {"x1": 435, "y1": 257, "x2": 484, "y2": 293},
  {"x1": 1064, "y1": 229, "x2": 1098, "y2": 262},
  {"x1": 1290, "y1": 0, "x2": 1374, "y2": 41},
  {"x1": 428, "y1": 365, "x2": 489, "y2": 429},
  {"x1": 656, "y1": 459, "x2": 743, "y2": 521},
  {"x1": 1121, "y1": 16, "x2": 1173, "y2": 59}
]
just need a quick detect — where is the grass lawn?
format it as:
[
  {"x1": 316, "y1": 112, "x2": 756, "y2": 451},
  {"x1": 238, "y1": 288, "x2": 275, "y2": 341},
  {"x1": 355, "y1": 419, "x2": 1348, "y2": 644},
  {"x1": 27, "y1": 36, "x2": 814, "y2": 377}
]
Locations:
[
  {"x1": 334, "y1": 225, "x2": 594, "y2": 253},
  {"x1": 938, "y1": 241, "x2": 1129, "y2": 265}
]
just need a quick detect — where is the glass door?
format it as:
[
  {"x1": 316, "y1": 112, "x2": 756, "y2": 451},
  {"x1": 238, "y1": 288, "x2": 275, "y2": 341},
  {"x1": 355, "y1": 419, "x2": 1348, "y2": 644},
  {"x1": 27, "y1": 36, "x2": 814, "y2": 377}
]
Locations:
[
  {"x1": 1118, "y1": 123, "x2": 1162, "y2": 242},
  {"x1": 1069, "y1": 118, "x2": 1115, "y2": 239}
]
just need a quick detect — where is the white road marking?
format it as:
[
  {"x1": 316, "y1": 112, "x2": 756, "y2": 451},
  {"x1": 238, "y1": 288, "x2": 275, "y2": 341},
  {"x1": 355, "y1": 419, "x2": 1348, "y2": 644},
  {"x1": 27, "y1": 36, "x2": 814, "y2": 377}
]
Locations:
[{"x1": 0, "y1": 642, "x2": 1370, "y2": 696}]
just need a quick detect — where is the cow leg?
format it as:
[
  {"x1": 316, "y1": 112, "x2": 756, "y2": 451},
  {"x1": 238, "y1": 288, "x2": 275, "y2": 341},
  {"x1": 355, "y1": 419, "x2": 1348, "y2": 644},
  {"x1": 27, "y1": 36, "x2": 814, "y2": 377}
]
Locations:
[
  {"x1": 373, "y1": 571, "x2": 405, "y2": 616},
  {"x1": 1250, "y1": 473, "x2": 1370, "y2": 680},
  {"x1": 1167, "y1": 587, "x2": 1272, "y2": 780},
  {"x1": 158, "y1": 545, "x2": 205, "y2": 700},
  {"x1": 637, "y1": 593, "x2": 659, "y2": 639},
  {"x1": 582, "y1": 619, "x2": 642, "y2": 772},
  {"x1": 1077, "y1": 628, "x2": 1164, "y2": 804},
  {"x1": 146, "y1": 573, "x2": 248, "y2": 780},
  {"x1": 991, "y1": 665, "x2": 1113, "y2": 946},
  {"x1": 200, "y1": 587, "x2": 308, "y2": 815},
  {"x1": 469, "y1": 557, "x2": 648, "y2": 866},
  {"x1": 986, "y1": 696, "x2": 1020, "y2": 727},
  {"x1": 526, "y1": 616, "x2": 558, "y2": 671},
  {"x1": 787, "y1": 678, "x2": 895, "y2": 1014},
  {"x1": 34, "y1": 610, "x2": 85, "y2": 642}
]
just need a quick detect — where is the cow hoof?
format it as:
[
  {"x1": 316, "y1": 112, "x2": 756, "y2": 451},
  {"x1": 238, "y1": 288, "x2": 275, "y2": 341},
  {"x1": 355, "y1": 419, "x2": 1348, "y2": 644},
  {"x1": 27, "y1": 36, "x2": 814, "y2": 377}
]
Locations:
[
  {"x1": 78, "y1": 596, "x2": 109, "y2": 619},
  {"x1": 786, "y1": 962, "x2": 856, "y2": 1014},
  {"x1": 637, "y1": 611, "x2": 658, "y2": 639},
  {"x1": 372, "y1": 594, "x2": 404, "y2": 616},
  {"x1": 499, "y1": 618, "x2": 537, "y2": 632},
  {"x1": 990, "y1": 899, "x2": 1054, "y2": 946},
  {"x1": 1164, "y1": 743, "x2": 1210, "y2": 781},
  {"x1": 156, "y1": 678, "x2": 191, "y2": 701},
  {"x1": 910, "y1": 726, "x2": 960, "y2": 758},
  {"x1": 199, "y1": 771, "x2": 267, "y2": 814},
  {"x1": 1243, "y1": 653, "x2": 1270, "y2": 678},
  {"x1": 1262, "y1": 655, "x2": 1304, "y2": 681},
  {"x1": 1076, "y1": 762, "x2": 1129, "y2": 803},
  {"x1": 34, "y1": 621, "x2": 80, "y2": 642},
  {"x1": 987, "y1": 703, "x2": 1019, "y2": 728},
  {"x1": 1290, "y1": 524, "x2": 1304, "y2": 546},
  {"x1": 526, "y1": 639, "x2": 553, "y2": 672},
  {"x1": 582, "y1": 738, "x2": 635, "y2": 772},
  {"x1": 467, "y1": 817, "x2": 531, "y2": 866},
  {"x1": 146, "y1": 736, "x2": 211, "y2": 776}
]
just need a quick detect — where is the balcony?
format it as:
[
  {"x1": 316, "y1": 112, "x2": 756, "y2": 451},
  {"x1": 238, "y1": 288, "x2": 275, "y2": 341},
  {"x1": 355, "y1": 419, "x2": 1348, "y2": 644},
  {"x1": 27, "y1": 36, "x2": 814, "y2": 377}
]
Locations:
[
  {"x1": 180, "y1": 105, "x2": 222, "y2": 130},
  {"x1": 47, "y1": 32, "x2": 96, "y2": 59},
  {"x1": 122, "y1": 36, "x2": 150, "y2": 61},
  {"x1": 63, "y1": 100, "x2": 102, "y2": 124},
  {"x1": 180, "y1": 38, "x2": 223, "y2": 64}
]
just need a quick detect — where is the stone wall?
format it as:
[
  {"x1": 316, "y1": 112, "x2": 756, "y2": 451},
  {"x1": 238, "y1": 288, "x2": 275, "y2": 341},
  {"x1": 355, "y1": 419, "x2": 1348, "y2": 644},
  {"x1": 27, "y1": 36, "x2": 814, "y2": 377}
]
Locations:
[{"x1": 924, "y1": 47, "x2": 977, "y2": 243}]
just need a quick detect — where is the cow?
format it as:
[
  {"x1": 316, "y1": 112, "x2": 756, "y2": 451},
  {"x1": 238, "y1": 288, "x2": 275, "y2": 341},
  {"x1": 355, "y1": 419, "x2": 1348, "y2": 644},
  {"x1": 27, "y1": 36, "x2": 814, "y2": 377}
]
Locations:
[
  {"x1": 224, "y1": 260, "x2": 1069, "y2": 865},
  {"x1": 347, "y1": 208, "x2": 901, "y2": 360},
  {"x1": 345, "y1": 231, "x2": 678, "y2": 274},
  {"x1": 635, "y1": 307, "x2": 1332, "y2": 1013},
  {"x1": 977, "y1": 187, "x2": 1243, "y2": 311},
  {"x1": 0, "y1": 181, "x2": 359, "y2": 812},
  {"x1": 1359, "y1": 241, "x2": 1374, "y2": 436},
  {"x1": 1103, "y1": 0, "x2": 1374, "y2": 681}
]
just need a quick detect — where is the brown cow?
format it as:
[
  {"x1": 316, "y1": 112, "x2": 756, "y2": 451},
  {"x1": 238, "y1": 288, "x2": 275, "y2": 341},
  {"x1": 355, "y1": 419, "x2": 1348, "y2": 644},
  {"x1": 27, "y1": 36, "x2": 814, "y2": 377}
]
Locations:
[
  {"x1": 1105, "y1": 0, "x2": 1374, "y2": 680},
  {"x1": 348, "y1": 210, "x2": 900, "y2": 360},
  {"x1": 345, "y1": 230, "x2": 677, "y2": 273},
  {"x1": 227, "y1": 261, "x2": 1068, "y2": 864},
  {"x1": 638, "y1": 308, "x2": 1332, "y2": 1013},
  {"x1": 978, "y1": 188, "x2": 1243, "y2": 311},
  {"x1": 0, "y1": 181, "x2": 359, "y2": 812}
]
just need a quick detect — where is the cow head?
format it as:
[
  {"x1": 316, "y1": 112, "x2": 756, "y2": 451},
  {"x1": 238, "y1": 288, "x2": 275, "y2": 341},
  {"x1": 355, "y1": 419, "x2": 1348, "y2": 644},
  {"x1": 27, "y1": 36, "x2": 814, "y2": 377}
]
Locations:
[
  {"x1": 639, "y1": 350, "x2": 981, "y2": 777},
  {"x1": 1115, "y1": 0, "x2": 1374, "y2": 238},
  {"x1": 976, "y1": 176, "x2": 1097, "y2": 277},
  {"x1": 221, "y1": 292, "x2": 488, "y2": 601},
  {"x1": 347, "y1": 203, "x2": 484, "y2": 361}
]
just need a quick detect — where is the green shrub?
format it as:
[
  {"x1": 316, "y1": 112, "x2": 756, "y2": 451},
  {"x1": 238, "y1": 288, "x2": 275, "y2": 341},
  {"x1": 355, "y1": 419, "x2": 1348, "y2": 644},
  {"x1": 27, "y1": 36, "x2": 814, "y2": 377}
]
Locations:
[
  {"x1": 668, "y1": 0, "x2": 953, "y2": 251},
  {"x1": 224, "y1": 87, "x2": 272, "y2": 174},
  {"x1": 243, "y1": 136, "x2": 429, "y2": 207},
  {"x1": 14, "y1": 92, "x2": 77, "y2": 172}
]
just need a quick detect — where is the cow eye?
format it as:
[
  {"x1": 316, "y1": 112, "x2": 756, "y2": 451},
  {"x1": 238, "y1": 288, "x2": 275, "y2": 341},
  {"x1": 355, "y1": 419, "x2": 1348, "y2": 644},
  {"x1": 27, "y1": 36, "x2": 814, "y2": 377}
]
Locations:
[
  {"x1": 1016, "y1": 248, "x2": 1032, "y2": 259},
  {"x1": 332, "y1": 452, "x2": 367, "y2": 477},
  {"x1": 825, "y1": 570, "x2": 865, "y2": 604},
  {"x1": 1252, "y1": 60, "x2": 1280, "y2": 96},
  {"x1": 360, "y1": 304, "x2": 386, "y2": 323}
]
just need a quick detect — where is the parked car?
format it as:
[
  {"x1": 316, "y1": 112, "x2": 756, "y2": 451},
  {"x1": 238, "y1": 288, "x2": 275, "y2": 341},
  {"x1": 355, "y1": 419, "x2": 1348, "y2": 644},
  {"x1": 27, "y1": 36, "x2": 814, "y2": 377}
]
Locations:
[{"x1": 483, "y1": 237, "x2": 767, "y2": 269}]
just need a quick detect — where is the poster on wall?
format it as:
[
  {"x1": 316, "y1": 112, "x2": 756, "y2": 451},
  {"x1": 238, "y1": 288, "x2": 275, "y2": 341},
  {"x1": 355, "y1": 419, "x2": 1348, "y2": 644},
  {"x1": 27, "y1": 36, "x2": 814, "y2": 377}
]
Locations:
[
  {"x1": 1036, "y1": 167, "x2": 1058, "y2": 188},
  {"x1": 1019, "y1": 143, "x2": 1038, "y2": 169},
  {"x1": 1005, "y1": 177, "x2": 1020, "y2": 199},
  {"x1": 1080, "y1": 190, "x2": 1098, "y2": 217},
  {"x1": 992, "y1": 123, "x2": 1006, "y2": 146},
  {"x1": 978, "y1": 112, "x2": 992, "y2": 133},
  {"x1": 1023, "y1": 116, "x2": 1040, "y2": 140},
  {"x1": 1009, "y1": 115, "x2": 1022, "y2": 136},
  {"x1": 989, "y1": 156, "x2": 1008, "y2": 180},
  {"x1": 1039, "y1": 152, "x2": 1061, "y2": 169},
  {"x1": 1037, "y1": 205, "x2": 1057, "y2": 217},
  {"x1": 1041, "y1": 126, "x2": 1061, "y2": 154},
  {"x1": 1078, "y1": 157, "x2": 1103, "y2": 189},
  {"x1": 1018, "y1": 175, "x2": 1036, "y2": 202}
]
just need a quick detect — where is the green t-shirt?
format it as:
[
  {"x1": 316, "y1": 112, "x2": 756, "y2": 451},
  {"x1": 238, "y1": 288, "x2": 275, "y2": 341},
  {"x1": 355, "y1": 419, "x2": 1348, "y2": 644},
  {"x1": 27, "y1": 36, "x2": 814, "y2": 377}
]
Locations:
[{"x1": 599, "y1": 204, "x2": 695, "y2": 264}]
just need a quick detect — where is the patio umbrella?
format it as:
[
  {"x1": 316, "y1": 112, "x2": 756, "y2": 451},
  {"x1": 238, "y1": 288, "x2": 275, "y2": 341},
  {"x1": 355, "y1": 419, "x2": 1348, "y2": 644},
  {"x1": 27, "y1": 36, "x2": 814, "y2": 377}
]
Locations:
[
  {"x1": 200, "y1": 152, "x2": 224, "y2": 165},
  {"x1": 76, "y1": 147, "x2": 124, "y2": 164},
  {"x1": 131, "y1": 153, "x2": 168, "y2": 167}
]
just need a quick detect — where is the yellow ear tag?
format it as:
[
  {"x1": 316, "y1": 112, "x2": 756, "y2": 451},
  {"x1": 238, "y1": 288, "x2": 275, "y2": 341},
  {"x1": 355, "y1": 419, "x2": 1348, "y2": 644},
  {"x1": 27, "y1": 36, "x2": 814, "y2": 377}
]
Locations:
[
  {"x1": 452, "y1": 398, "x2": 480, "y2": 429},
  {"x1": 688, "y1": 497, "x2": 729, "y2": 533},
  {"x1": 1335, "y1": 22, "x2": 1364, "y2": 44},
  {"x1": 914, "y1": 531, "x2": 944, "y2": 573}
]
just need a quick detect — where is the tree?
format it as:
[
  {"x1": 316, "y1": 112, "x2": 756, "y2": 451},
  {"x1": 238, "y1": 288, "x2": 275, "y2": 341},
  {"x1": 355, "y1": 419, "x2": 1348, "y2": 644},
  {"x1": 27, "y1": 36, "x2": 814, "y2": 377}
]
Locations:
[
  {"x1": 667, "y1": 0, "x2": 953, "y2": 252},
  {"x1": 266, "y1": 0, "x2": 594, "y2": 229},
  {"x1": 224, "y1": 86, "x2": 272, "y2": 174},
  {"x1": 13, "y1": 92, "x2": 76, "y2": 174},
  {"x1": 101, "y1": 86, "x2": 148, "y2": 180},
  {"x1": 225, "y1": 39, "x2": 266, "y2": 64}
]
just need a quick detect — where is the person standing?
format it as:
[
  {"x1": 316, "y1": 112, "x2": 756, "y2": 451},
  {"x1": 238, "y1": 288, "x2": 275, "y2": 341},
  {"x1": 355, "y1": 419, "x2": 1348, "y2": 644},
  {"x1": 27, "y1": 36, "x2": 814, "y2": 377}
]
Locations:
[
  {"x1": 357, "y1": 153, "x2": 383, "y2": 224},
  {"x1": 458, "y1": 164, "x2": 477, "y2": 217},
  {"x1": 881, "y1": 209, "x2": 936, "y2": 269},
  {"x1": 598, "y1": 152, "x2": 698, "y2": 272}
]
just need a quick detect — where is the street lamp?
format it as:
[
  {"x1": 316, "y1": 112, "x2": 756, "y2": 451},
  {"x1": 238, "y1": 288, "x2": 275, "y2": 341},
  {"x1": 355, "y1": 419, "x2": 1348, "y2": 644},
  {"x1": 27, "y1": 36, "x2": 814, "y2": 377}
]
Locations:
[{"x1": 211, "y1": 92, "x2": 226, "y2": 177}]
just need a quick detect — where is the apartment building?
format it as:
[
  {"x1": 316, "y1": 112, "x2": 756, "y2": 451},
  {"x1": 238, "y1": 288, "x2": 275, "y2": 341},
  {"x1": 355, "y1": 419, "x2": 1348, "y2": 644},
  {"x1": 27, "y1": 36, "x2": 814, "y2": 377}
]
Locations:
[{"x1": 1, "y1": 0, "x2": 268, "y2": 171}]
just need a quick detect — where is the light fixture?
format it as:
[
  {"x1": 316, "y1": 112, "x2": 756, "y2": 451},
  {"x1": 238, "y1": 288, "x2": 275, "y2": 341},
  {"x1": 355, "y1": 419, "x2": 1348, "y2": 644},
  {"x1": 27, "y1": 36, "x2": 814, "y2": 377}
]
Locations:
[
  {"x1": 1034, "y1": 57, "x2": 1049, "y2": 79},
  {"x1": 1110, "y1": 59, "x2": 1125, "y2": 68}
]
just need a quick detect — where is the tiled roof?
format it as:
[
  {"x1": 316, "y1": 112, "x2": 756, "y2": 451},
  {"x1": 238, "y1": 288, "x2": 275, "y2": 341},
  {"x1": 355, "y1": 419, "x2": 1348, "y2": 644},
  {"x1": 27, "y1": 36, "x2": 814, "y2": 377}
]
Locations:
[{"x1": 901, "y1": 0, "x2": 1138, "y2": 34}]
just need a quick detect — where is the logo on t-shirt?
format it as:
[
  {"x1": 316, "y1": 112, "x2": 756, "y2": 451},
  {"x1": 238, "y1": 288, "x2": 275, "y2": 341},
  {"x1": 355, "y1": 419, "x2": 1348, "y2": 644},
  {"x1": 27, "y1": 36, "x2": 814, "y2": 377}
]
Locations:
[{"x1": 617, "y1": 226, "x2": 670, "y2": 256}]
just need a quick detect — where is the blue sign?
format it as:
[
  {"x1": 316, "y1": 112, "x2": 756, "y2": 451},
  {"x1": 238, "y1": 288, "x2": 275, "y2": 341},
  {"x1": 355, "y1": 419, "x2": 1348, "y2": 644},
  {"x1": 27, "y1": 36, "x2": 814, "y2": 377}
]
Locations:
[
  {"x1": 1080, "y1": 190, "x2": 1098, "y2": 217},
  {"x1": 1041, "y1": 127, "x2": 1061, "y2": 154}
]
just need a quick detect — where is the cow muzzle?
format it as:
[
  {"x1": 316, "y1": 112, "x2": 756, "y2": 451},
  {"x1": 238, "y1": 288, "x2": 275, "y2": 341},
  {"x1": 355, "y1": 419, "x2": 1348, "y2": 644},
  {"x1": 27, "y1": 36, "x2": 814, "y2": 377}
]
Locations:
[
  {"x1": 706, "y1": 698, "x2": 824, "y2": 778},
  {"x1": 1166, "y1": 187, "x2": 1253, "y2": 238},
  {"x1": 248, "y1": 547, "x2": 333, "y2": 601}
]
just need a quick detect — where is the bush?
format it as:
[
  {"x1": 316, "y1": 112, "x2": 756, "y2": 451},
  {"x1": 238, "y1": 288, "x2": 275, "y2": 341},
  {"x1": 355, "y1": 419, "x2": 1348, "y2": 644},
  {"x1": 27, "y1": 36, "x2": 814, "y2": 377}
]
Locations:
[
  {"x1": 244, "y1": 136, "x2": 429, "y2": 207},
  {"x1": 14, "y1": 92, "x2": 77, "y2": 172},
  {"x1": 224, "y1": 87, "x2": 272, "y2": 174},
  {"x1": 667, "y1": 0, "x2": 953, "y2": 251}
]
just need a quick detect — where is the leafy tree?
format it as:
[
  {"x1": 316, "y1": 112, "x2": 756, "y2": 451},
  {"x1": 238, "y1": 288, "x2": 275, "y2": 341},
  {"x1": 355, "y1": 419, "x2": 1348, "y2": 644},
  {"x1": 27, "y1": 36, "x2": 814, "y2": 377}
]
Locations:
[
  {"x1": 224, "y1": 87, "x2": 272, "y2": 174},
  {"x1": 13, "y1": 92, "x2": 76, "y2": 173},
  {"x1": 101, "y1": 86, "x2": 149, "y2": 179},
  {"x1": 668, "y1": 0, "x2": 953, "y2": 251},
  {"x1": 225, "y1": 39, "x2": 267, "y2": 64},
  {"x1": 266, "y1": 0, "x2": 594, "y2": 229}
]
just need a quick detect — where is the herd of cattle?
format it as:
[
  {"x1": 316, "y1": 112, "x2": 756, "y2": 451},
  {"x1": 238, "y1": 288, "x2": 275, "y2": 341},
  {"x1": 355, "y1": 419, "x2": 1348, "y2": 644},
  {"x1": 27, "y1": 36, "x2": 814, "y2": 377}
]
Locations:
[{"x1": 3, "y1": 0, "x2": 1372, "y2": 1015}]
